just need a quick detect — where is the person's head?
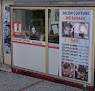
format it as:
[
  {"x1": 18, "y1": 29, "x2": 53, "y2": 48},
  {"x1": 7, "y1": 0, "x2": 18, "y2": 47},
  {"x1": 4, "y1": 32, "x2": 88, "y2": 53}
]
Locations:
[
  {"x1": 64, "y1": 23, "x2": 72, "y2": 35},
  {"x1": 5, "y1": 6, "x2": 10, "y2": 11},
  {"x1": 63, "y1": 63, "x2": 71, "y2": 77},
  {"x1": 39, "y1": 33, "x2": 44, "y2": 41},
  {"x1": 79, "y1": 23, "x2": 87, "y2": 34},
  {"x1": 25, "y1": 31, "x2": 30, "y2": 39},
  {"x1": 78, "y1": 65, "x2": 86, "y2": 78}
]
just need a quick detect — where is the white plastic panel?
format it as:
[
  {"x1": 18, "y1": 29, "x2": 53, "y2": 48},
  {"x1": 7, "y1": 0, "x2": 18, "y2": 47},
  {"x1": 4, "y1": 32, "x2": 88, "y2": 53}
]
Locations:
[
  {"x1": 48, "y1": 43, "x2": 59, "y2": 76},
  {"x1": 13, "y1": 42, "x2": 46, "y2": 73}
]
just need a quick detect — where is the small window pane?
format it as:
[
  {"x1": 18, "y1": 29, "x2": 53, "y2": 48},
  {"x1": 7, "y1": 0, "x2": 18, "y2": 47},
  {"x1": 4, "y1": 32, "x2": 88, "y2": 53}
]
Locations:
[
  {"x1": 48, "y1": 9, "x2": 59, "y2": 44},
  {"x1": 13, "y1": 9, "x2": 45, "y2": 41}
]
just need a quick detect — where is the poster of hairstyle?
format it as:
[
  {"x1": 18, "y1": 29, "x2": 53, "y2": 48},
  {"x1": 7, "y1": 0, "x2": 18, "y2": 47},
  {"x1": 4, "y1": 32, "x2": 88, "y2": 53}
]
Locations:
[
  {"x1": 4, "y1": 6, "x2": 11, "y2": 53},
  {"x1": 62, "y1": 22, "x2": 89, "y2": 39},
  {"x1": 62, "y1": 62, "x2": 74, "y2": 78},
  {"x1": 74, "y1": 22, "x2": 89, "y2": 39},
  {"x1": 62, "y1": 22, "x2": 74, "y2": 38},
  {"x1": 59, "y1": 9, "x2": 93, "y2": 84},
  {"x1": 75, "y1": 64, "x2": 88, "y2": 81},
  {"x1": 13, "y1": 22, "x2": 22, "y2": 35}
]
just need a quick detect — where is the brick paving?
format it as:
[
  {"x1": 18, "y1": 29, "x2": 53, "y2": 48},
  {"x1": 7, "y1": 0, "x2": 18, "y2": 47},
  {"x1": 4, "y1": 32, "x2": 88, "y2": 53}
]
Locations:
[{"x1": 0, "y1": 70, "x2": 83, "y2": 91}]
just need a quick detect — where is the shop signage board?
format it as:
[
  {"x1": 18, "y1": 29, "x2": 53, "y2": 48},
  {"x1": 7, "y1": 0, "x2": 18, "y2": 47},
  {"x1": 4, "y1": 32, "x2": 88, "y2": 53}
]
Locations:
[{"x1": 59, "y1": 9, "x2": 93, "y2": 84}]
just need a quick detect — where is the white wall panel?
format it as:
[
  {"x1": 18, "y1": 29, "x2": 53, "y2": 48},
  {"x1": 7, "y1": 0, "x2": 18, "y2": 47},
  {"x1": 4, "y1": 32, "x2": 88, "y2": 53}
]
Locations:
[
  {"x1": 13, "y1": 43, "x2": 46, "y2": 73},
  {"x1": 48, "y1": 48, "x2": 59, "y2": 76}
]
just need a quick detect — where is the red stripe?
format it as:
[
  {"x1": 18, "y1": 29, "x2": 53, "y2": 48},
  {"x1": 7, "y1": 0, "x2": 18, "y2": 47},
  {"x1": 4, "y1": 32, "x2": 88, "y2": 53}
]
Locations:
[
  {"x1": 48, "y1": 46, "x2": 59, "y2": 49},
  {"x1": 18, "y1": 80, "x2": 44, "y2": 91},
  {"x1": 13, "y1": 41, "x2": 59, "y2": 49},
  {"x1": 13, "y1": 41, "x2": 45, "y2": 47}
]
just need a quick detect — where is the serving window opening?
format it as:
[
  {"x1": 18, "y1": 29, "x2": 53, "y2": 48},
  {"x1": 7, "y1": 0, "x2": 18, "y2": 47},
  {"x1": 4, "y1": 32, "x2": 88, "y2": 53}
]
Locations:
[{"x1": 13, "y1": 9, "x2": 45, "y2": 41}]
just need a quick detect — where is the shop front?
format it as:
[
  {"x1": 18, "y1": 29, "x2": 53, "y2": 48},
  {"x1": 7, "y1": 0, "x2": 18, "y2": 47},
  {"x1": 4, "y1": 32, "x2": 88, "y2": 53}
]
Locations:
[{"x1": 10, "y1": 1, "x2": 95, "y2": 90}]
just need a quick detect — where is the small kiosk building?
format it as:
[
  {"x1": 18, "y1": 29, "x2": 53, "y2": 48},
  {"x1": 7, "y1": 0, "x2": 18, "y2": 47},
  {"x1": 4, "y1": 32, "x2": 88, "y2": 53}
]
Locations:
[{"x1": 10, "y1": 1, "x2": 95, "y2": 90}]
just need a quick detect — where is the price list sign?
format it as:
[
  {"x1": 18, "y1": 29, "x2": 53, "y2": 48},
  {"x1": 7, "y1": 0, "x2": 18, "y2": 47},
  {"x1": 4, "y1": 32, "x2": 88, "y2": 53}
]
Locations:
[{"x1": 59, "y1": 9, "x2": 93, "y2": 83}]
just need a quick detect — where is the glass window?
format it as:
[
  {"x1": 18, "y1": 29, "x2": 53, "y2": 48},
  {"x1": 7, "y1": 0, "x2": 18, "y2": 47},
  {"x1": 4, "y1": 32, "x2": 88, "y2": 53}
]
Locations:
[
  {"x1": 13, "y1": 9, "x2": 45, "y2": 41},
  {"x1": 48, "y1": 9, "x2": 59, "y2": 44}
]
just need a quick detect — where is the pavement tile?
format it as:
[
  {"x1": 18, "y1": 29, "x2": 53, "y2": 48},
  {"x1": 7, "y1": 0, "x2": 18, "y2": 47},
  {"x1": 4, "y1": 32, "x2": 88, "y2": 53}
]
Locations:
[
  {"x1": 24, "y1": 80, "x2": 83, "y2": 91},
  {"x1": 0, "y1": 71, "x2": 41, "y2": 91},
  {"x1": 0, "y1": 71, "x2": 87, "y2": 91}
]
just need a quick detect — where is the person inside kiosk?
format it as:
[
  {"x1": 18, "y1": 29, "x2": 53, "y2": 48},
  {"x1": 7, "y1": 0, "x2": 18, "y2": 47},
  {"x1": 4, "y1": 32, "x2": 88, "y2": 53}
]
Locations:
[{"x1": 25, "y1": 31, "x2": 30, "y2": 39}]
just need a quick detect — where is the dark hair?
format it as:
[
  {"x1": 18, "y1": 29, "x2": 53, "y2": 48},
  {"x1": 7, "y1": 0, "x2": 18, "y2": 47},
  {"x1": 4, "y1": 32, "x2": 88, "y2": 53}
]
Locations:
[
  {"x1": 25, "y1": 31, "x2": 30, "y2": 37},
  {"x1": 5, "y1": 6, "x2": 10, "y2": 11},
  {"x1": 78, "y1": 65, "x2": 86, "y2": 74},
  {"x1": 63, "y1": 63, "x2": 71, "y2": 69},
  {"x1": 65, "y1": 23, "x2": 72, "y2": 28}
]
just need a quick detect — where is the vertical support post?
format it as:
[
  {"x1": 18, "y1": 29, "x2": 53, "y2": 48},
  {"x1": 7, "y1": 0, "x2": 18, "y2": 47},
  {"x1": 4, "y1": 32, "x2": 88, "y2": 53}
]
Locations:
[
  {"x1": 0, "y1": 0, "x2": 4, "y2": 64},
  {"x1": 45, "y1": 8, "x2": 48, "y2": 74},
  {"x1": 91, "y1": 8, "x2": 95, "y2": 86},
  {"x1": 10, "y1": 7, "x2": 13, "y2": 67}
]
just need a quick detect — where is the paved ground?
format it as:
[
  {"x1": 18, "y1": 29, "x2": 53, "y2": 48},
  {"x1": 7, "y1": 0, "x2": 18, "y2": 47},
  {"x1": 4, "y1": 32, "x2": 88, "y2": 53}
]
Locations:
[{"x1": 0, "y1": 70, "x2": 83, "y2": 91}]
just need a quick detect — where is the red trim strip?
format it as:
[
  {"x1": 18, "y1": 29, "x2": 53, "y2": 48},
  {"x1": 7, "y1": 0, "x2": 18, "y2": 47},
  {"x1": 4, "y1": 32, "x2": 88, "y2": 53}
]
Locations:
[
  {"x1": 13, "y1": 41, "x2": 45, "y2": 47},
  {"x1": 48, "y1": 46, "x2": 59, "y2": 49},
  {"x1": 13, "y1": 41, "x2": 59, "y2": 49}
]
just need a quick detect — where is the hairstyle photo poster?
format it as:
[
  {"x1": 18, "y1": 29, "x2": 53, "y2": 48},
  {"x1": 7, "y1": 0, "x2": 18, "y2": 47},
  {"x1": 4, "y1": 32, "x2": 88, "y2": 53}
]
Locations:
[{"x1": 59, "y1": 9, "x2": 93, "y2": 84}]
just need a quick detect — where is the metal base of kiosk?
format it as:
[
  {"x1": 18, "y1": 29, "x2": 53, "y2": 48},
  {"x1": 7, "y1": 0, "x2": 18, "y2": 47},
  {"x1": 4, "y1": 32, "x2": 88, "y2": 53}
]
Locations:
[{"x1": 12, "y1": 67, "x2": 95, "y2": 91}]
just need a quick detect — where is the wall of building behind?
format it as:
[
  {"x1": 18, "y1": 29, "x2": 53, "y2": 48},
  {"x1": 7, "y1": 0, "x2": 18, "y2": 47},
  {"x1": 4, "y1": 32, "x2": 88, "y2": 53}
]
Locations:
[{"x1": 1, "y1": 0, "x2": 93, "y2": 65}]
